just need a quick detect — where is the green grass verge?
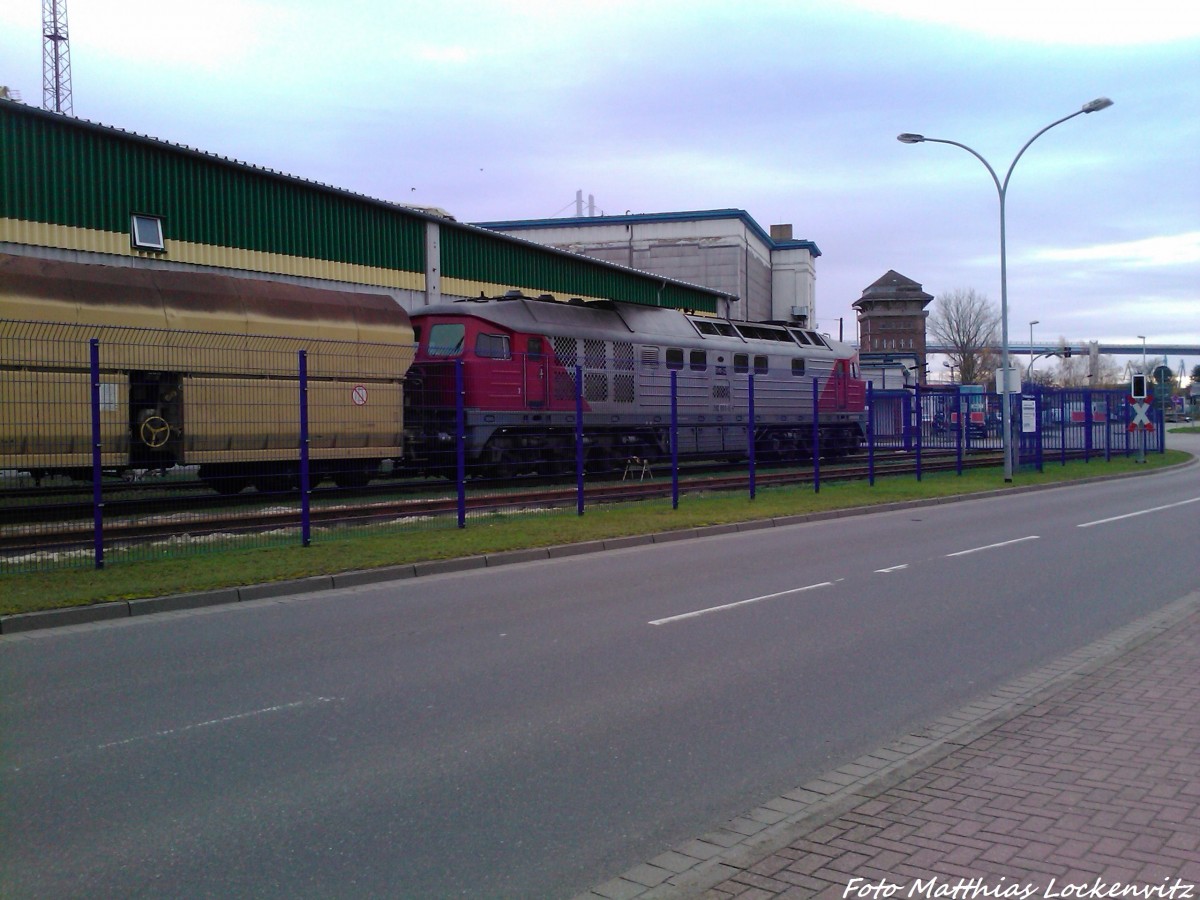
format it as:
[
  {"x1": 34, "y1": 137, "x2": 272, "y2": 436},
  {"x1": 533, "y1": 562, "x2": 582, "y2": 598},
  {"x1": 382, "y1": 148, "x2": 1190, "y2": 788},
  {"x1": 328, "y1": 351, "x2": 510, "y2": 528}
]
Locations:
[{"x1": 1, "y1": 450, "x2": 1189, "y2": 617}]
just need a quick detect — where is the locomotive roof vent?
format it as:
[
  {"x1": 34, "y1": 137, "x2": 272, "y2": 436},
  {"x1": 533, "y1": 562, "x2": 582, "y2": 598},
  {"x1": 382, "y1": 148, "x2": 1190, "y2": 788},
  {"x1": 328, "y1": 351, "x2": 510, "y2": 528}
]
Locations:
[
  {"x1": 536, "y1": 294, "x2": 556, "y2": 302},
  {"x1": 501, "y1": 290, "x2": 526, "y2": 300}
]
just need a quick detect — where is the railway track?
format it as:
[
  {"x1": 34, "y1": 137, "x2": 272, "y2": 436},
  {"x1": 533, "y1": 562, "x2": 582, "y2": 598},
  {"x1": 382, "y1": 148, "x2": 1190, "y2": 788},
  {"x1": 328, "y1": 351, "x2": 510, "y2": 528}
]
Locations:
[{"x1": 0, "y1": 451, "x2": 1006, "y2": 559}]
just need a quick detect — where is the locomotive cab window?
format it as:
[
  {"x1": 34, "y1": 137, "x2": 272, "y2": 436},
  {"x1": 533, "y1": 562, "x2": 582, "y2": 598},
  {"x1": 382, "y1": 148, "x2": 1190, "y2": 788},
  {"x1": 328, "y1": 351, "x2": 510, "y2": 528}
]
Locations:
[
  {"x1": 754, "y1": 355, "x2": 768, "y2": 375},
  {"x1": 690, "y1": 350, "x2": 707, "y2": 371},
  {"x1": 792, "y1": 359, "x2": 806, "y2": 376},
  {"x1": 734, "y1": 353, "x2": 749, "y2": 374},
  {"x1": 666, "y1": 347, "x2": 684, "y2": 370},
  {"x1": 427, "y1": 323, "x2": 466, "y2": 357},
  {"x1": 475, "y1": 333, "x2": 511, "y2": 359},
  {"x1": 527, "y1": 337, "x2": 544, "y2": 357}
]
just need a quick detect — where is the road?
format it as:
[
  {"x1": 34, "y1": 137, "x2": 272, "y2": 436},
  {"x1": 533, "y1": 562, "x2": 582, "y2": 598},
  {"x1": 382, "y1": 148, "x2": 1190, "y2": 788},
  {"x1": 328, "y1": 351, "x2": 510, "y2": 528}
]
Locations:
[{"x1": 2, "y1": 435, "x2": 1197, "y2": 898}]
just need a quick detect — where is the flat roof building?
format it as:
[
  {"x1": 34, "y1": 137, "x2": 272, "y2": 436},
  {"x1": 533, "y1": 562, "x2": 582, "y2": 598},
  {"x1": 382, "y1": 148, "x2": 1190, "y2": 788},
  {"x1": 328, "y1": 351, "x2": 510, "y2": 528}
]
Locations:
[{"x1": 476, "y1": 210, "x2": 820, "y2": 326}]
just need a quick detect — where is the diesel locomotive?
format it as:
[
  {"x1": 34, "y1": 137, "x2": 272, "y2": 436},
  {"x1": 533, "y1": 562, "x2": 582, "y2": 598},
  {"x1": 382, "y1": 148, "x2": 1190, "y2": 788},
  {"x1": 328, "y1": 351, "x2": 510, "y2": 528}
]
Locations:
[{"x1": 405, "y1": 294, "x2": 867, "y2": 477}]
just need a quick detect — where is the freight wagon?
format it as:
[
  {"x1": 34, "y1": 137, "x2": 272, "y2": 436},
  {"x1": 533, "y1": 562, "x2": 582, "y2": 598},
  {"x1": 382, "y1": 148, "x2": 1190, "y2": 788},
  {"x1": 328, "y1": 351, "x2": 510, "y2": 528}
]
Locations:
[{"x1": 0, "y1": 253, "x2": 414, "y2": 493}]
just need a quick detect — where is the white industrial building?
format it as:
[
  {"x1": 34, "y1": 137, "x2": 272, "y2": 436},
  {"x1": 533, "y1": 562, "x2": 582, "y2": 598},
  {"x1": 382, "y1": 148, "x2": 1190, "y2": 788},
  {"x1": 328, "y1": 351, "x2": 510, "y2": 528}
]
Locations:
[{"x1": 476, "y1": 209, "x2": 820, "y2": 326}]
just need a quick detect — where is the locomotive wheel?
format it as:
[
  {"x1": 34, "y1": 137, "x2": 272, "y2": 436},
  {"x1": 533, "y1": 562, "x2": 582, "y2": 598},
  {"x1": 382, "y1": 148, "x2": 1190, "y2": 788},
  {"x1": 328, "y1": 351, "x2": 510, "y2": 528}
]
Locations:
[
  {"x1": 139, "y1": 415, "x2": 172, "y2": 449},
  {"x1": 482, "y1": 439, "x2": 519, "y2": 479},
  {"x1": 584, "y1": 445, "x2": 618, "y2": 475},
  {"x1": 332, "y1": 463, "x2": 375, "y2": 489}
]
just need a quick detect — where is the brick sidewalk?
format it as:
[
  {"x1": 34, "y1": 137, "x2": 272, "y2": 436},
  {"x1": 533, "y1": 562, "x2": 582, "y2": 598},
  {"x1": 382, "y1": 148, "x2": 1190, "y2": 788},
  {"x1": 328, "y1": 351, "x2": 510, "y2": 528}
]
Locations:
[{"x1": 580, "y1": 593, "x2": 1200, "y2": 900}]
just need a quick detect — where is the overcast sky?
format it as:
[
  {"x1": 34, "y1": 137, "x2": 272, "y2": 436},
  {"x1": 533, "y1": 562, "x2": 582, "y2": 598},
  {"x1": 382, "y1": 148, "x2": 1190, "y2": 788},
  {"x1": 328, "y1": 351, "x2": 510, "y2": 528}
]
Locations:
[{"x1": 2, "y1": 0, "x2": 1198, "y2": 372}]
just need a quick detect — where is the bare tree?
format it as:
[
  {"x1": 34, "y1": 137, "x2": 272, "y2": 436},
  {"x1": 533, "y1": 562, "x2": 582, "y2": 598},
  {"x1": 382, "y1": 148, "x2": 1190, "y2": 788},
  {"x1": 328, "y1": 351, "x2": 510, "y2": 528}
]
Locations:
[
  {"x1": 1089, "y1": 355, "x2": 1124, "y2": 388},
  {"x1": 927, "y1": 288, "x2": 1000, "y2": 386},
  {"x1": 1055, "y1": 338, "x2": 1090, "y2": 387}
]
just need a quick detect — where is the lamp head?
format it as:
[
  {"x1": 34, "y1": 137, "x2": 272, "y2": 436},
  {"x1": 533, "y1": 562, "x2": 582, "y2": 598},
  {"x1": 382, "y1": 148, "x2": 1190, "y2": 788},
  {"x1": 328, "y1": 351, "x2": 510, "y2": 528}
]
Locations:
[
  {"x1": 1082, "y1": 97, "x2": 1113, "y2": 113},
  {"x1": 897, "y1": 133, "x2": 925, "y2": 144}
]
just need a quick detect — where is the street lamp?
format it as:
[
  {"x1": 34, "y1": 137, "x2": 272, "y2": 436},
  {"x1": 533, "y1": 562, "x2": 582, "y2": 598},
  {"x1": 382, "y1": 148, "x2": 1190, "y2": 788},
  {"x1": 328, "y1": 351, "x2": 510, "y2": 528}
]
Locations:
[
  {"x1": 898, "y1": 97, "x2": 1113, "y2": 482},
  {"x1": 1029, "y1": 320, "x2": 1040, "y2": 381},
  {"x1": 1137, "y1": 334, "x2": 1146, "y2": 370}
]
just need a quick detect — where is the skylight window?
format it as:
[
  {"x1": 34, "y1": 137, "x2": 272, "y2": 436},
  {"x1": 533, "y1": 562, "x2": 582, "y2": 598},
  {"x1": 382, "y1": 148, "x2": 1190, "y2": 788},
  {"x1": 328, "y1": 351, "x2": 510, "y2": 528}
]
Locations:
[{"x1": 130, "y1": 214, "x2": 165, "y2": 251}]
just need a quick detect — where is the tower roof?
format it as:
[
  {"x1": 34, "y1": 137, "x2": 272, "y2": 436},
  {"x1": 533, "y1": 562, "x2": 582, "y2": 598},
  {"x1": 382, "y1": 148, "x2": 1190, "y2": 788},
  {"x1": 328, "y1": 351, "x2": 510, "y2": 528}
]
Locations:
[{"x1": 853, "y1": 270, "x2": 933, "y2": 309}]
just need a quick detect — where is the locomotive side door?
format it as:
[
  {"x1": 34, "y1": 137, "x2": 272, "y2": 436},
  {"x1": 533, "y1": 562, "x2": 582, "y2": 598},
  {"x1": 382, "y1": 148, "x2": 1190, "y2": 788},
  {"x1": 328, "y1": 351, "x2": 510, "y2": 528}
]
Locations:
[
  {"x1": 833, "y1": 359, "x2": 849, "y2": 409},
  {"x1": 524, "y1": 336, "x2": 547, "y2": 408}
]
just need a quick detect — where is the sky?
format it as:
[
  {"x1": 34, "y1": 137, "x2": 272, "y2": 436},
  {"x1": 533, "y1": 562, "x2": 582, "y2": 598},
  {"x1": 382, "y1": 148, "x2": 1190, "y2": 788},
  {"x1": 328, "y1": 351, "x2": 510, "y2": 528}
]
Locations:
[{"x1": 2, "y1": 0, "x2": 1198, "y2": 377}]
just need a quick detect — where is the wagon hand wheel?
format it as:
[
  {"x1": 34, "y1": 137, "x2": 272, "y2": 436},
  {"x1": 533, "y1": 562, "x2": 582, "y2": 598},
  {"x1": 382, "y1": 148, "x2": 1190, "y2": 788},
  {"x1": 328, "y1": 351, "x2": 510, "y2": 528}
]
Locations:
[{"x1": 139, "y1": 415, "x2": 172, "y2": 448}]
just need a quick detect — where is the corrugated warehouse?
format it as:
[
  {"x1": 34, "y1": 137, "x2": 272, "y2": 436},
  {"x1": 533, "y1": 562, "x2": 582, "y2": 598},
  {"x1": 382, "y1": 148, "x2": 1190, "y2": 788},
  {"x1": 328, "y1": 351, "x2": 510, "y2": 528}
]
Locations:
[{"x1": 0, "y1": 98, "x2": 731, "y2": 315}]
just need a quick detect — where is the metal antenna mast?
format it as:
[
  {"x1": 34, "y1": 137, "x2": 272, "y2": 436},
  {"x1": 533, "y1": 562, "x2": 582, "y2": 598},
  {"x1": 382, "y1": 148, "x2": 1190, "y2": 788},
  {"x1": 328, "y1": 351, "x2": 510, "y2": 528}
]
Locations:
[{"x1": 42, "y1": 0, "x2": 73, "y2": 115}]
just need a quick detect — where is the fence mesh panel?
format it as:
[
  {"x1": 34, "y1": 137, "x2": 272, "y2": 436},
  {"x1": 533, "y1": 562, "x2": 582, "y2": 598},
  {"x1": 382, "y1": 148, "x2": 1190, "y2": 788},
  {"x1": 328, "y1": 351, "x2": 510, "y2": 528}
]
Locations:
[{"x1": 1, "y1": 327, "x2": 1169, "y2": 577}]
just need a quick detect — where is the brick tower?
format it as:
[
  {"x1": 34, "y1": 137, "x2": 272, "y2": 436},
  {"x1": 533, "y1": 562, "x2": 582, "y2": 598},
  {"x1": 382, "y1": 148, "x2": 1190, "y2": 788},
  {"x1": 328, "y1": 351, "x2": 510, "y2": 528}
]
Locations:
[{"x1": 853, "y1": 270, "x2": 933, "y2": 386}]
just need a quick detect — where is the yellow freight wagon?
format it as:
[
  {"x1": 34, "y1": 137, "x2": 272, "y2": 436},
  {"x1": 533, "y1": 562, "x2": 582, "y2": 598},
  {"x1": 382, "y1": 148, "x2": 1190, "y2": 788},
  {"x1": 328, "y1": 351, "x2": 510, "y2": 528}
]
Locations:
[{"x1": 0, "y1": 253, "x2": 414, "y2": 493}]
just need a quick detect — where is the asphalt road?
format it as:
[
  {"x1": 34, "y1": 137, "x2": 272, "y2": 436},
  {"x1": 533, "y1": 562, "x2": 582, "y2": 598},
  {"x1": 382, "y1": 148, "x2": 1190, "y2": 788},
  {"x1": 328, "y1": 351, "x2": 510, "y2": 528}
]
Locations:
[{"x1": 3, "y1": 435, "x2": 1197, "y2": 898}]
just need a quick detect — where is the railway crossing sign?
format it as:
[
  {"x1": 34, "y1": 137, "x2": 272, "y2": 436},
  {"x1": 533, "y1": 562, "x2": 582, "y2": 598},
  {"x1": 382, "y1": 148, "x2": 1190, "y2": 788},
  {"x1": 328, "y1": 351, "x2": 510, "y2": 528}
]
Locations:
[{"x1": 1128, "y1": 398, "x2": 1154, "y2": 432}]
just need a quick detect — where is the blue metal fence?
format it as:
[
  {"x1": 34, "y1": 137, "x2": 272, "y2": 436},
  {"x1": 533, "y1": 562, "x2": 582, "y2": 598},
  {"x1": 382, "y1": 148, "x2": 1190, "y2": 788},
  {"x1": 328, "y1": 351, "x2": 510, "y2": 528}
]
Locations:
[{"x1": 0, "y1": 331, "x2": 1169, "y2": 575}]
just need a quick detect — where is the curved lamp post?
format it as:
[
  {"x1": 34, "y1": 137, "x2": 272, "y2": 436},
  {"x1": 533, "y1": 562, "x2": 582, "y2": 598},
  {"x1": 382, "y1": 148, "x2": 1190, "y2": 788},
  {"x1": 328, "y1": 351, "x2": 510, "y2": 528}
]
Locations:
[{"x1": 898, "y1": 97, "x2": 1113, "y2": 481}]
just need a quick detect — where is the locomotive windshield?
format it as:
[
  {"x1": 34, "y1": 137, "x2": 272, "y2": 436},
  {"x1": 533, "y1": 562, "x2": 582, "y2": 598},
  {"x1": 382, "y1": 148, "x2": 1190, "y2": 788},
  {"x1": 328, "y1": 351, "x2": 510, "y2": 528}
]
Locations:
[{"x1": 427, "y1": 323, "x2": 466, "y2": 357}]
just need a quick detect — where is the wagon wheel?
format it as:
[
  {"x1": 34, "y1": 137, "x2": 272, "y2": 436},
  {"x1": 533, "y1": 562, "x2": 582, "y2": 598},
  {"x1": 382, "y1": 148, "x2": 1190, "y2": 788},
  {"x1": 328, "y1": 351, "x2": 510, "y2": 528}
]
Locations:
[{"x1": 139, "y1": 415, "x2": 172, "y2": 448}]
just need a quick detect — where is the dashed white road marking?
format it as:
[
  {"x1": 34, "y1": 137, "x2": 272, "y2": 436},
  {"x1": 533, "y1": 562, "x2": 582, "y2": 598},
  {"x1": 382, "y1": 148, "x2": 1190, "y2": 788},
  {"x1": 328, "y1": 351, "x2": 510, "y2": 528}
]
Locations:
[
  {"x1": 1078, "y1": 496, "x2": 1200, "y2": 528},
  {"x1": 8, "y1": 697, "x2": 339, "y2": 772},
  {"x1": 649, "y1": 582, "x2": 834, "y2": 626},
  {"x1": 945, "y1": 535, "x2": 1039, "y2": 558}
]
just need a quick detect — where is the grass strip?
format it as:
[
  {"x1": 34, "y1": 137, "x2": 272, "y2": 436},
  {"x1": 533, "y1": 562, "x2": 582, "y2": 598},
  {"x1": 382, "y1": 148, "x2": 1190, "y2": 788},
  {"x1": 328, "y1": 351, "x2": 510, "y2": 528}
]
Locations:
[{"x1": 0, "y1": 450, "x2": 1187, "y2": 616}]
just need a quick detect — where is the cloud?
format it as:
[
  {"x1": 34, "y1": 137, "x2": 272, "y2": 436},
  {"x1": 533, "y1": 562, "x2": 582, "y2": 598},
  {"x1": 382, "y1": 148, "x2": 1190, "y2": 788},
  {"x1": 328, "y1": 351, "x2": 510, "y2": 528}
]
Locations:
[
  {"x1": 1035, "y1": 233, "x2": 1200, "y2": 268},
  {"x1": 840, "y1": 0, "x2": 1200, "y2": 45},
  {"x1": 70, "y1": 0, "x2": 273, "y2": 71}
]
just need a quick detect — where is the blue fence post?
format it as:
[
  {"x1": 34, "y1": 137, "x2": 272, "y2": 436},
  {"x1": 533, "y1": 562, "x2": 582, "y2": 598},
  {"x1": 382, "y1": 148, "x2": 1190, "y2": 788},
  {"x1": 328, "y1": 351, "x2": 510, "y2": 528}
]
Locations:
[
  {"x1": 1104, "y1": 393, "x2": 1112, "y2": 462},
  {"x1": 1035, "y1": 388, "x2": 1044, "y2": 473},
  {"x1": 1121, "y1": 396, "x2": 1129, "y2": 457},
  {"x1": 455, "y1": 358, "x2": 466, "y2": 528},
  {"x1": 1059, "y1": 391, "x2": 1068, "y2": 467},
  {"x1": 867, "y1": 381, "x2": 875, "y2": 487},
  {"x1": 89, "y1": 338, "x2": 104, "y2": 570},
  {"x1": 902, "y1": 390, "x2": 912, "y2": 453},
  {"x1": 955, "y1": 390, "x2": 964, "y2": 475},
  {"x1": 575, "y1": 364, "x2": 584, "y2": 516},
  {"x1": 914, "y1": 382, "x2": 923, "y2": 482},
  {"x1": 1158, "y1": 405, "x2": 1166, "y2": 454},
  {"x1": 747, "y1": 373, "x2": 756, "y2": 501},
  {"x1": 1083, "y1": 388, "x2": 1093, "y2": 462},
  {"x1": 811, "y1": 376, "x2": 820, "y2": 493},
  {"x1": 670, "y1": 370, "x2": 679, "y2": 510},
  {"x1": 299, "y1": 350, "x2": 311, "y2": 547}
]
